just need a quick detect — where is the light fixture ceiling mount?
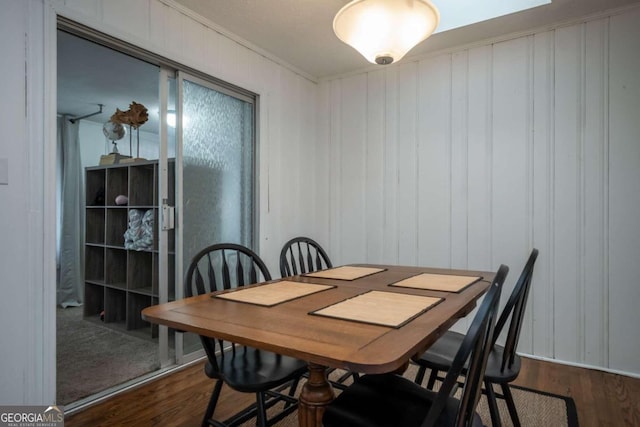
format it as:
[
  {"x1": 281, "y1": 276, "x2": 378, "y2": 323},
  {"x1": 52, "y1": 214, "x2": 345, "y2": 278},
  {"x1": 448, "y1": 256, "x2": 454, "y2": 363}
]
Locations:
[{"x1": 333, "y1": 0, "x2": 440, "y2": 66}]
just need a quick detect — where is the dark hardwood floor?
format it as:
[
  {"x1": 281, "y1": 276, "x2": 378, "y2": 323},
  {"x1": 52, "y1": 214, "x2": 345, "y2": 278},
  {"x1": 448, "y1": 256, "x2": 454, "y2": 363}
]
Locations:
[
  {"x1": 65, "y1": 357, "x2": 640, "y2": 427},
  {"x1": 513, "y1": 357, "x2": 640, "y2": 427}
]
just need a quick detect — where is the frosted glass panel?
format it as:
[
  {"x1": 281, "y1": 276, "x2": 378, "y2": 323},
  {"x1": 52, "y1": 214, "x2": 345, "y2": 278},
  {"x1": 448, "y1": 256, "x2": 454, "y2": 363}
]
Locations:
[{"x1": 182, "y1": 79, "x2": 254, "y2": 267}]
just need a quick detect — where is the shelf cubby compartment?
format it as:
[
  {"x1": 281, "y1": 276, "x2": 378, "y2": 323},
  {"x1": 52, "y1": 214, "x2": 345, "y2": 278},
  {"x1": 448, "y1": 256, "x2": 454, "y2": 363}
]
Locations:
[
  {"x1": 83, "y1": 283, "x2": 105, "y2": 319},
  {"x1": 127, "y1": 293, "x2": 153, "y2": 332},
  {"x1": 104, "y1": 288, "x2": 126, "y2": 326},
  {"x1": 129, "y1": 163, "x2": 156, "y2": 206},
  {"x1": 85, "y1": 208, "x2": 106, "y2": 244},
  {"x1": 128, "y1": 250, "x2": 153, "y2": 294},
  {"x1": 106, "y1": 208, "x2": 128, "y2": 247},
  {"x1": 105, "y1": 167, "x2": 128, "y2": 206},
  {"x1": 84, "y1": 245, "x2": 105, "y2": 283},
  {"x1": 105, "y1": 248, "x2": 127, "y2": 288},
  {"x1": 85, "y1": 168, "x2": 106, "y2": 206}
]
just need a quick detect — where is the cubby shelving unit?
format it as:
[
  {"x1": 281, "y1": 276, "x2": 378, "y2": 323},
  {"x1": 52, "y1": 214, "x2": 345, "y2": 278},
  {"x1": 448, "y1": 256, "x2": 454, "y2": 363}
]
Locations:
[{"x1": 84, "y1": 159, "x2": 175, "y2": 339}]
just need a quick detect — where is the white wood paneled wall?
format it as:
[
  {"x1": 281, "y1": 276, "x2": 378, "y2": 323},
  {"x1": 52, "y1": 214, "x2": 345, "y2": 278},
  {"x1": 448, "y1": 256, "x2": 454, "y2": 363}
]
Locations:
[
  {"x1": 52, "y1": 0, "x2": 321, "y2": 272},
  {"x1": 317, "y1": 6, "x2": 640, "y2": 375}
]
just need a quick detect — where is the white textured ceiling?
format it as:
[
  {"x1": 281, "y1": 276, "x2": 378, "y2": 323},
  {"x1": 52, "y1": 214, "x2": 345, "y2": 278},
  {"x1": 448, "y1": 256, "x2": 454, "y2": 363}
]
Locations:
[{"x1": 173, "y1": 0, "x2": 640, "y2": 79}]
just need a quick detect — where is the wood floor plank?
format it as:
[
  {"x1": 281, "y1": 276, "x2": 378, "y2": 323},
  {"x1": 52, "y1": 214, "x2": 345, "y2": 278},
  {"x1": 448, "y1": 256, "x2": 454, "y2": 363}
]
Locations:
[
  {"x1": 65, "y1": 357, "x2": 640, "y2": 427},
  {"x1": 576, "y1": 370, "x2": 596, "y2": 425},
  {"x1": 604, "y1": 369, "x2": 640, "y2": 427}
]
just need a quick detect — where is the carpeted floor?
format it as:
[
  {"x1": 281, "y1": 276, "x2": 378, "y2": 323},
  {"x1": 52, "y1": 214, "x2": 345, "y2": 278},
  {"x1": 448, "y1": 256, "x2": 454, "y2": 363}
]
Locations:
[
  {"x1": 56, "y1": 306, "x2": 160, "y2": 405},
  {"x1": 238, "y1": 365, "x2": 579, "y2": 427}
]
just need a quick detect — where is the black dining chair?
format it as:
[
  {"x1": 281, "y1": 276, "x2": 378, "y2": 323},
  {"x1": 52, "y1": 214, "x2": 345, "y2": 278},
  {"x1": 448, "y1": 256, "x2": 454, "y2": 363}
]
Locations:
[
  {"x1": 184, "y1": 243, "x2": 308, "y2": 427},
  {"x1": 279, "y1": 236, "x2": 359, "y2": 388},
  {"x1": 322, "y1": 264, "x2": 509, "y2": 427},
  {"x1": 279, "y1": 236, "x2": 332, "y2": 277},
  {"x1": 412, "y1": 249, "x2": 539, "y2": 427}
]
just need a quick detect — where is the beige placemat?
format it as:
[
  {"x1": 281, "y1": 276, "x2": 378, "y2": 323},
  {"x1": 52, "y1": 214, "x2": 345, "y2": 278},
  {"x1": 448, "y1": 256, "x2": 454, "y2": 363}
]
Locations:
[
  {"x1": 214, "y1": 281, "x2": 334, "y2": 306},
  {"x1": 310, "y1": 291, "x2": 442, "y2": 328},
  {"x1": 303, "y1": 266, "x2": 385, "y2": 281},
  {"x1": 389, "y1": 273, "x2": 482, "y2": 293}
]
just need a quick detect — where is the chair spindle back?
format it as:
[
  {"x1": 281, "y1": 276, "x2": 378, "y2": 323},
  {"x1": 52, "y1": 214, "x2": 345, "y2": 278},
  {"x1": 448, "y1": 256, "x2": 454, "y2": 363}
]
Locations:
[
  {"x1": 279, "y1": 237, "x2": 332, "y2": 277},
  {"x1": 492, "y1": 249, "x2": 539, "y2": 372},
  {"x1": 423, "y1": 264, "x2": 509, "y2": 427}
]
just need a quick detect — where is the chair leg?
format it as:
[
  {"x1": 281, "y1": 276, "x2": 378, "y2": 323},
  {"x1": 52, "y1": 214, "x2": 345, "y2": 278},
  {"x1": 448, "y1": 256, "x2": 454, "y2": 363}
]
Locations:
[
  {"x1": 501, "y1": 383, "x2": 521, "y2": 427},
  {"x1": 202, "y1": 380, "x2": 224, "y2": 427},
  {"x1": 336, "y1": 370, "x2": 357, "y2": 384},
  {"x1": 284, "y1": 377, "x2": 301, "y2": 409},
  {"x1": 256, "y1": 392, "x2": 267, "y2": 427},
  {"x1": 426, "y1": 369, "x2": 439, "y2": 390},
  {"x1": 484, "y1": 380, "x2": 502, "y2": 427},
  {"x1": 414, "y1": 365, "x2": 427, "y2": 385}
]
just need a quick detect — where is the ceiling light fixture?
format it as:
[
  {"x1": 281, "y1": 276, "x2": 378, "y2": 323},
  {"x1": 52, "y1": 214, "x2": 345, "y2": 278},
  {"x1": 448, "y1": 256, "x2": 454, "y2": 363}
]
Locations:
[{"x1": 333, "y1": 0, "x2": 440, "y2": 65}]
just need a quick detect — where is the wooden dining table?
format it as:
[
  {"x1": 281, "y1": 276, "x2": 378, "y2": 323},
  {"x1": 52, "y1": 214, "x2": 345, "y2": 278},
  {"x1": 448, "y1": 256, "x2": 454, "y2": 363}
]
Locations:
[{"x1": 142, "y1": 264, "x2": 495, "y2": 427}]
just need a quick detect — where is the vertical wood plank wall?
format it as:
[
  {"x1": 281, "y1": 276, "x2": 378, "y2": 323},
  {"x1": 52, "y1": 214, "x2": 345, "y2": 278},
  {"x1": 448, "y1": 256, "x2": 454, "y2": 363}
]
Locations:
[
  {"x1": 54, "y1": 0, "x2": 321, "y2": 272},
  {"x1": 317, "y1": 7, "x2": 640, "y2": 374}
]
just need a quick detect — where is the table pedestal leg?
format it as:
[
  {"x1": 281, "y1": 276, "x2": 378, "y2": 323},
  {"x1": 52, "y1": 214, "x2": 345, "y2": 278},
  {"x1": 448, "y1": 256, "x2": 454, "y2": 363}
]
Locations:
[{"x1": 298, "y1": 363, "x2": 335, "y2": 427}]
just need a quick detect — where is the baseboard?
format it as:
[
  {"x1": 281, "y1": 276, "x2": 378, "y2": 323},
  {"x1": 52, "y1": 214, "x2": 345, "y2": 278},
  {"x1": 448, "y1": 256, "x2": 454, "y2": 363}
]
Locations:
[{"x1": 521, "y1": 353, "x2": 640, "y2": 379}]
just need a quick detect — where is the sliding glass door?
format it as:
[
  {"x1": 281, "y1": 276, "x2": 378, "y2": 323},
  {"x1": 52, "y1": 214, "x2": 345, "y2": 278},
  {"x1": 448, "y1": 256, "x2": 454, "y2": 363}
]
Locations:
[{"x1": 175, "y1": 72, "x2": 256, "y2": 360}]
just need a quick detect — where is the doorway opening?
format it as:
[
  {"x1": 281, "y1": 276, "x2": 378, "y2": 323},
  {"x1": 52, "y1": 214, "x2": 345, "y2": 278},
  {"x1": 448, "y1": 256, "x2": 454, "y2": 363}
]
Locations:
[
  {"x1": 56, "y1": 21, "x2": 258, "y2": 409},
  {"x1": 56, "y1": 29, "x2": 170, "y2": 406}
]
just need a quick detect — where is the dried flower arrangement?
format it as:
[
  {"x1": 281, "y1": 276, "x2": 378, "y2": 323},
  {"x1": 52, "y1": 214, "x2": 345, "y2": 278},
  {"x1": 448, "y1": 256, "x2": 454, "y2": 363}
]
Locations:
[
  {"x1": 110, "y1": 101, "x2": 149, "y2": 129},
  {"x1": 110, "y1": 102, "x2": 149, "y2": 159}
]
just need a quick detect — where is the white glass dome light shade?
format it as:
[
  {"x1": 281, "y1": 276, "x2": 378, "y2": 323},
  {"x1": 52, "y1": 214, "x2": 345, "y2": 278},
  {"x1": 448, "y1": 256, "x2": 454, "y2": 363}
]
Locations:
[{"x1": 333, "y1": 0, "x2": 440, "y2": 65}]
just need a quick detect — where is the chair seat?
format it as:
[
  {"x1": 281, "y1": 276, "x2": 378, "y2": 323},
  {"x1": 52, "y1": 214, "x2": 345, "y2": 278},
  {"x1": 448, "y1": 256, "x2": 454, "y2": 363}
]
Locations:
[
  {"x1": 323, "y1": 373, "x2": 483, "y2": 427},
  {"x1": 205, "y1": 346, "x2": 308, "y2": 393},
  {"x1": 484, "y1": 346, "x2": 521, "y2": 383},
  {"x1": 413, "y1": 331, "x2": 521, "y2": 383},
  {"x1": 413, "y1": 331, "x2": 465, "y2": 371}
]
